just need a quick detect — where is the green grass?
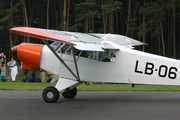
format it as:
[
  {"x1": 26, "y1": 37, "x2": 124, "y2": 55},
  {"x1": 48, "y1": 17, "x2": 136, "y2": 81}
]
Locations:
[
  {"x1": 0, "y1": 82, "x2": 55, "y2": 90},
  {"x1": 78, "y1": 84, "x2": 180, "y2": 91},
  {"x1": 1, "y1": 81, "x2": 180, "y2": 91}
]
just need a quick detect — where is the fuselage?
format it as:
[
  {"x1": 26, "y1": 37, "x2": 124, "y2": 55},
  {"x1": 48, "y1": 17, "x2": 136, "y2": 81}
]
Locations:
[{"x1": 40, "y1": 45, "x2": 180, "y2": 86}]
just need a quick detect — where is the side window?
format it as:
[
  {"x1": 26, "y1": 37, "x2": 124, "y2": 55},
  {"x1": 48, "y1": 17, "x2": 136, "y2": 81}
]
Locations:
[
  {"x1": 98, "y1": 52, "x2": 105, "y2": 61},
  {"x1": 61, "y1": 44, "x2": 71, "y2": 55},
  {"x1": 87, "y1": 51, "x2": 96, "y2": 59},
  {"x1": 63, "y1": 47, "x2": 117, "y2": 62},
  {"x1": 50, "y1": 41, "x2": 60, "y2": 51},
  {"x1": 87, "y1": 51, "x2": 105, "y2": 61},
  {"x1": 102, "y1": 50, "x2": 116, "y2": 62},
  {"x1": 75, "y1": 51, "x2": 98, "y2": 60}
]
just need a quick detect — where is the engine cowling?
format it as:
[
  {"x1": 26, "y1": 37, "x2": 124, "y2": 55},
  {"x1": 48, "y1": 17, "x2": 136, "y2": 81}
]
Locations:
[{"x1": 11, "y1": 43, "x2": 44, "y2": 70}]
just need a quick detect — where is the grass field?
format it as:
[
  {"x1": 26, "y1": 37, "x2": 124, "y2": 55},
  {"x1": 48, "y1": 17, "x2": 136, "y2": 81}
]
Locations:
[{"x1": 1, "y1": 81, "x2": 180, "y2": 91}]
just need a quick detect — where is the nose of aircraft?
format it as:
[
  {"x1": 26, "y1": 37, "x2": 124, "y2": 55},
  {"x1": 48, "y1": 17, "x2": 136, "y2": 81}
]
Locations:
[{"x1": 12, "y1": 43, "x2": 44, "y2": 70}]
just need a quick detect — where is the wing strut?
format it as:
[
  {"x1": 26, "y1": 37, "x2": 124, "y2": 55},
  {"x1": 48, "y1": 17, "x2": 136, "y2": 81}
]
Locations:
[
  {"x1": 42, "y1": 40, "x2": 80, "y2": 81},
  {"x1": 71, "y1": 47, "x2": 80, "y2": 81}
]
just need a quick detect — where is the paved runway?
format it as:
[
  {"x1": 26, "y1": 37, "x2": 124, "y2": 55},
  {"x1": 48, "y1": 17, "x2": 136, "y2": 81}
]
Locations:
[{"x1": 1, "y1": 91, "x2": 180, "y2": 120}]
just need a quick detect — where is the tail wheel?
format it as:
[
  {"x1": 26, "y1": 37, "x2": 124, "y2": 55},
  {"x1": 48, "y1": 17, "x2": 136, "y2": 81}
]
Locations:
[
  {"x1": 62, "y1": 87, "x2": 77, "y2": 98},
  {"x1": 42, "y1": 86, "x2": 59, "y2": 103}
]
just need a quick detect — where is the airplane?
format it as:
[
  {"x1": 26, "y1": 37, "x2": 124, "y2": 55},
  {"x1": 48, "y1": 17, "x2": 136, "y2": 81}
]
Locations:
[{"x1": 10, "y1": 27, "x2": 180, "y2": 103}]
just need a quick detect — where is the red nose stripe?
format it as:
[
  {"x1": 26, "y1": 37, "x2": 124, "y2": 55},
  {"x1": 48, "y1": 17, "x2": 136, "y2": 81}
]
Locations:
[{"x1": 15, "y1": 43, "x2": 44, "y2": 70}]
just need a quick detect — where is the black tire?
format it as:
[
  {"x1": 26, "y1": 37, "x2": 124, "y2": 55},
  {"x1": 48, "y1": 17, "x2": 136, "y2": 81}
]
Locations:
[
  {"x1": 42, "y1": 86, "x2": 59, "y2": 103},
  {"x1": 62, "y1": 87, "x2": 77, "y2": 98}
]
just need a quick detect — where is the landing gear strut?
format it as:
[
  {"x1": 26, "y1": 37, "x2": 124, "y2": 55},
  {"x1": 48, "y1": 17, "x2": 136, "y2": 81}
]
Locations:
[{"x1": 42, "y1": 86, "x2": 59, "y2": 103}]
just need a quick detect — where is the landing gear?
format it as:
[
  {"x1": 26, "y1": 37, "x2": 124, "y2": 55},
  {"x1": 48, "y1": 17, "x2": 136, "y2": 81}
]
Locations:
[
  {"x1": 62, "y1": 87, "x2": 77, "y2": 98},
  {"x1": 42, "y1": 86, "x2": 59, "y2": 103},
  {"x1": 42, "y1": 87, "x2": 77, "y2": 102}
]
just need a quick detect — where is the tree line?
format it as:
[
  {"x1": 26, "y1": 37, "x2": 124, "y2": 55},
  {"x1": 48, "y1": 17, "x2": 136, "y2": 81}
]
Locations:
[{"x1": 0, "y1": 0, "x2": 180, "y2": 60}]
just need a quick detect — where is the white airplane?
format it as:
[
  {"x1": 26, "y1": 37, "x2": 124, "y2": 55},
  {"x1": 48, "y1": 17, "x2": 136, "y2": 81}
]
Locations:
[{"x1": 10, "y1": 27, "x2": 180, "y2": 103}]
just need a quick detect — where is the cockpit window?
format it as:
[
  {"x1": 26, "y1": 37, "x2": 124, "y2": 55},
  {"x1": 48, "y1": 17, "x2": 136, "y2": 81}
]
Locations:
[
  {"x1": 79, "y1": 51, "x2": 106, "y2": 61},
  {"x1": 50, "y1": 41, "x2": 116, "y2": 62},
  {"x1": 50, "y1": 41, "x2": 59, "y2": 51}
]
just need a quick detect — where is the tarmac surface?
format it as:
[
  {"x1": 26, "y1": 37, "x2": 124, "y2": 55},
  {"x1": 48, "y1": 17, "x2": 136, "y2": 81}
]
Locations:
[{"x1": 1, "y1": 91, "x2": 180, "y2": 120}]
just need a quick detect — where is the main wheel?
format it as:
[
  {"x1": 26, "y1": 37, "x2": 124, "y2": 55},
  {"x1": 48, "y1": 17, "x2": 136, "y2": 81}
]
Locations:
[
  {"x1": 62, "y1": 87, "x2": 77, "y2": 98},
  {"x1": 42, "y1": 86, "x2": 59, "y2": 103}
]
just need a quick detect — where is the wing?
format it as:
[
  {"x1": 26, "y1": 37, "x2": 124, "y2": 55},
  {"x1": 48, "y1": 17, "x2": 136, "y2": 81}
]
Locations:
[
  {"x1": 91, "y1": 33, "x2": 146, "y2": 48},
  {"x1": 10, "y1": 27, "x2": 145, "y2": 51},
  {"x1": 10, "y1": 27, "x2": 76, "y2": 45}
]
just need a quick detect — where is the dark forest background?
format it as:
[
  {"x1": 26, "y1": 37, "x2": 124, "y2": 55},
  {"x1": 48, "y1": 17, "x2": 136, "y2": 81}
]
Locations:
[{"x1": 0, "y1": 0, "x2": 180, "y2": 61}]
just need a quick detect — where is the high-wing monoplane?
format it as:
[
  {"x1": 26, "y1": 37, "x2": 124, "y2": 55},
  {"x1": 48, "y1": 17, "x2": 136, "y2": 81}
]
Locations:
[{"x1": 10, "y1": 27, "x2": 180, "y2": 103}]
